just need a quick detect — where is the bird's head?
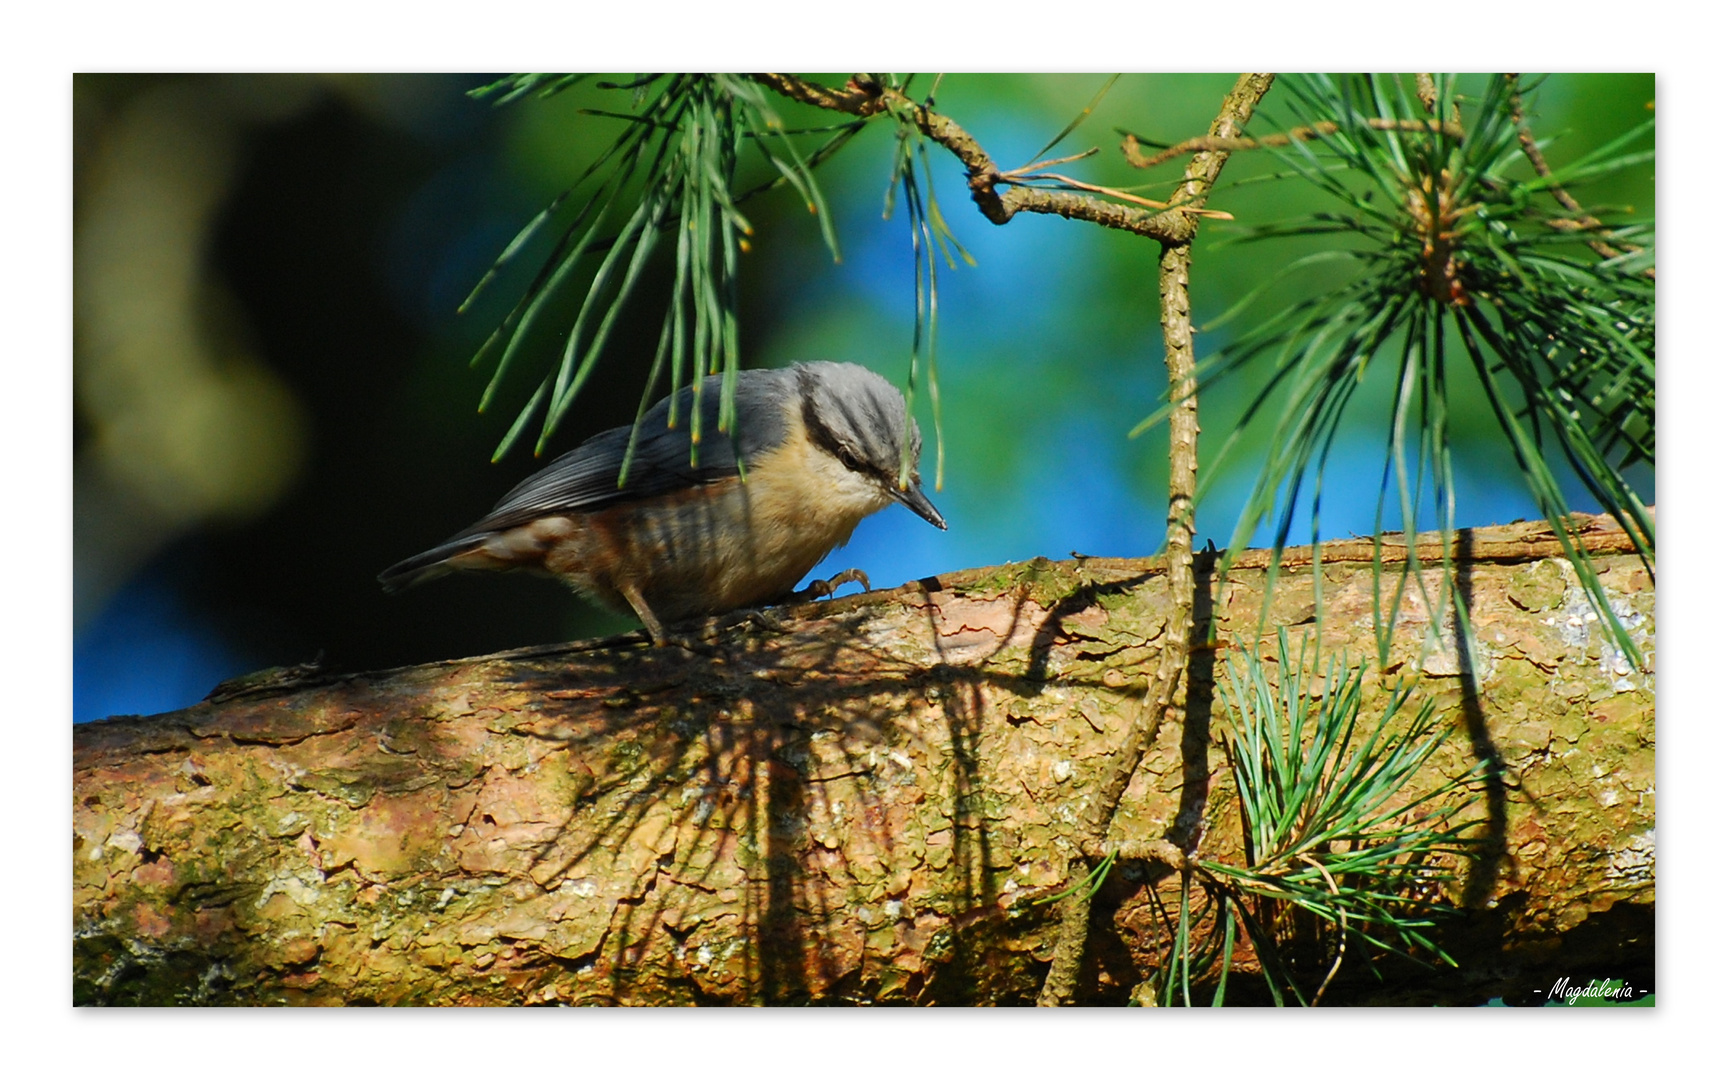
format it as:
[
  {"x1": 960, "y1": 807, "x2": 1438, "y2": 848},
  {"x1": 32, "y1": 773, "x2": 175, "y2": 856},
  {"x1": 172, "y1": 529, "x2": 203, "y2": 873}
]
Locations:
[{"x1": 795, "y1": 361, "x2": 946, "y2": 530}]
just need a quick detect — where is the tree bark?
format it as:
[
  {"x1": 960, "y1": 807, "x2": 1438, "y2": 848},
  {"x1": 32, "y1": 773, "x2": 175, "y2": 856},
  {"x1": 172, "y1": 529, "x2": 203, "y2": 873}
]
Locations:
[{"x1": 73, "y1": 515, "x2": 1652, "y2": 1005}]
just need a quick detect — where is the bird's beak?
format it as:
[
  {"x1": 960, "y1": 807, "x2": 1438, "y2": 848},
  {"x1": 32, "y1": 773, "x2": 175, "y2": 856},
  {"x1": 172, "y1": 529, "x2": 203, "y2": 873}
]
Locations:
[{"x1": 893, "y1": 481, "x2": 947, "y2": 530}]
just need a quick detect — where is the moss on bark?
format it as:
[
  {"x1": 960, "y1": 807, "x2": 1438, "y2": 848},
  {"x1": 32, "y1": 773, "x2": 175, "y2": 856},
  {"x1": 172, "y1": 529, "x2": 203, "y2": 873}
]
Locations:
[{"x1": 74, "y1": 516, "x2": 1652, "y2": 1005}]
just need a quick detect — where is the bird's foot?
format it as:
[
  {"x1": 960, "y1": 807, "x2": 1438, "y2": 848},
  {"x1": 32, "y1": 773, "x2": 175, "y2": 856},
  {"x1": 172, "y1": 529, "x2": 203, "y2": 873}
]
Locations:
[
  {"x1": 742, "y1": 608, "x2": 791, "y2": 634},
  {"x1": 690, "y1": 608, "x2": 790, "y2": 644},
  {"x1": 786, "y1": 568, "x2": 872, "y2": 605},
  {"x1": 669, "y1": 634, "x2": 727, "y2": 658},
  {"x1": 632, "y1": 624, "x2": 728, "y2": 658},
  {"x1": 618, "y1": 584, "x2": 726, "y2": 657}
]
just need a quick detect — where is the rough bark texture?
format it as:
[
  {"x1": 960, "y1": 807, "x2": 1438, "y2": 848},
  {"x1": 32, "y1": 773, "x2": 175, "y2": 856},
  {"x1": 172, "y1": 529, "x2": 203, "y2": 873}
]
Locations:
[{"x1": 73, "y1": 515, "x2": 1653, "y2": 1006}]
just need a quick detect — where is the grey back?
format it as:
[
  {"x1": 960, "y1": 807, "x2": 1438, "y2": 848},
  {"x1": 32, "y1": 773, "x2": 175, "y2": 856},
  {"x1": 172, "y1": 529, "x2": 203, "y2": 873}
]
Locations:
[{"x1": 460, "y1": 367, "x2": 801, "y2": 536}]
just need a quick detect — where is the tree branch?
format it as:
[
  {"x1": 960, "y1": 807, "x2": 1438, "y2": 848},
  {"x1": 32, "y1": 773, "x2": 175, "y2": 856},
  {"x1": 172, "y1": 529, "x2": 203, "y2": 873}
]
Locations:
[
  {"x1": 1120, "y1": 117, "x2": 1464, "y2": 171},
  {"x1": 749, "y1": 73, "x2": 1209, "y2": 244},
  {"x1": 73, "y1": 517, "x2": 1653, "y2": 1005},
  {"x1": 1037, "y1": 73, "x2": 1275, "y2": 1007},
  {"x1": 1415, "y1": 73, "x2": 1440, "y2": 114},
  {"x1": 1504, "y1": 73, "x2": 1646, "y2": 268}
]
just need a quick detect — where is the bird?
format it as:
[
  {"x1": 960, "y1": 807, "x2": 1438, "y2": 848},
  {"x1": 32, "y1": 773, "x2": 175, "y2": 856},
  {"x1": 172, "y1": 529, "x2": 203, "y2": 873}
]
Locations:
[{"x1": 379, "y1": 361, "x2": 946, "y2": 645}]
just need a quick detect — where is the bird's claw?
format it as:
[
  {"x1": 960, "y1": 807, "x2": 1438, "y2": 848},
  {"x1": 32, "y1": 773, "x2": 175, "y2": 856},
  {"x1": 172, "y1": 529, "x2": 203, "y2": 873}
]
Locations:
[
  {"x1": 743, "y1": 609, "x2": 792, "y2": 633},
  {"x1": 787, "y1": 568, "x2": 872, "y2": 605}
]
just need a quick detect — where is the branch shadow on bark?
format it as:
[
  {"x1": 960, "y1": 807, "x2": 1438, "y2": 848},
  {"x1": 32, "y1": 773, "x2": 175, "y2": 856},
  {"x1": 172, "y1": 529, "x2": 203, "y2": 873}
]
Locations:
[
  {"x1": 1071, "y1": 552, "x2": 1221, "y2": 1003},
  {"x1": 74, "y1": 519, "x2": 1651, "y2": 1005},
  {"x1": 484, "y1": 617, "x2": 973, "y2": 1003},
  {"x1": 1170, "y1": 550, "x2": 1219, "y2": 853},
  {"x1": 471, "y1": 577, "x2": 1150, "y2": 1005},
  {"x1": 1454, "y1": 529, "x2": 1511, "y2": 909}
]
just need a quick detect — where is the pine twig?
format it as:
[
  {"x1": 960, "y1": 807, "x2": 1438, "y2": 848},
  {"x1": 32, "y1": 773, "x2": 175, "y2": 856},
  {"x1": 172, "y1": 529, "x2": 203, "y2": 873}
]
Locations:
[
  {"x1": 1504, "y1": 73, "x2": 1647, "y2": 268},
  {"x1": 1121, "y1": 116, "x2": 1462, "y2": 171},
  {"x1": 1415, "y1": 73, "x2": 1440, "y2": 114},
  {"x1": 1036, "y1": 71, "x2": 1276, "y2": 1008},
  {"x1": 751, "y1": 74, "x2": 1207, "y2": 244}
]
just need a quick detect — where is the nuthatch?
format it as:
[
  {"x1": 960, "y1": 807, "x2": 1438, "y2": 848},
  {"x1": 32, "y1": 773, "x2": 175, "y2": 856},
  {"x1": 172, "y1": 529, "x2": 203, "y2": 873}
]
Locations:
[{"x1": 379, "y1": 361, "x2": 946, "y2": 644}]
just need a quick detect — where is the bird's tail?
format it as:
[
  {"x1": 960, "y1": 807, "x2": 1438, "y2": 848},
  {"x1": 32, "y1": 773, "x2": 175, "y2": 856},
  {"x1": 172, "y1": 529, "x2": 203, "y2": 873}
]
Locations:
[{"x1": 377, "y1": 536, "x2": 491, "y2": 594}]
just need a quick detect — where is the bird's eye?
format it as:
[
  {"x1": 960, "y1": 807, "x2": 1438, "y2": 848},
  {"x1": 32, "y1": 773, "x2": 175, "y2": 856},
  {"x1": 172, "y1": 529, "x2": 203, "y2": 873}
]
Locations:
[{"x1": 837, "y1": 448, "x2": 862, "y2": 472}]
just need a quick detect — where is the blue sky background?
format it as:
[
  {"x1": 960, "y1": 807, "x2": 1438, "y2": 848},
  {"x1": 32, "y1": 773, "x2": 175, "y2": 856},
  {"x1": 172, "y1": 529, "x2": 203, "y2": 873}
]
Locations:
[{"x1": 73, "y1": 74, "x2": 1654, "y2": 722}]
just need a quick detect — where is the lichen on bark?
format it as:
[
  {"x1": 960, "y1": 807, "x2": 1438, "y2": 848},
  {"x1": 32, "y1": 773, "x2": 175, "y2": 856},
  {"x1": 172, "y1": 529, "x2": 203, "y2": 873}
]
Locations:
[{"x1": 74, "y1": 517, "x2": 1651, "y2": 1005}]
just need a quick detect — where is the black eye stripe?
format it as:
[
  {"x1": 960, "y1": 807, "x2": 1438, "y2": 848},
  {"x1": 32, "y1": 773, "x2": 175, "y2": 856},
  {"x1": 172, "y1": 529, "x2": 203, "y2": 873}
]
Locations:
[{"x1": 797, "y1": 369, "x2": 902, "y2": 486}]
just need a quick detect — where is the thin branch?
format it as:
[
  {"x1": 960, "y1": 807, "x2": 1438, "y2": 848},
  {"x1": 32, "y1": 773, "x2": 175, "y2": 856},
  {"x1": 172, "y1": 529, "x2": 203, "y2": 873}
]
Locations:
[
  {"x1": 1002, "y1": 172, "x2": 1234, "y2": 218},
  {"x1": 1037, "y1": 72, "x2": 1277, "y2": 1008},
  {"x1": 1000, "y1": 147, "x2": 1099, "y2": 176},
  {"x1": 1415, "y1": 74, "x2": 1439, "y2": 114},
  {"x1": 750, "y1": 73, "x2": 1206, "y2": 244},
  {"x1": 1504, "y1": 73, "x2": 1645, "y2": 267},
  {"x1": 1098, "y1": 836, "x2": 1191, "y2": 867},
  {"x1": 750, "y1": 72, "x2": 884, "y2": 115},
  {"x1": 1300, "y1": 853, "x2": 1349, "y2": 1006},
  {"x1": 1121, "y1": 116, "x2": 1463, "y2": 171}
]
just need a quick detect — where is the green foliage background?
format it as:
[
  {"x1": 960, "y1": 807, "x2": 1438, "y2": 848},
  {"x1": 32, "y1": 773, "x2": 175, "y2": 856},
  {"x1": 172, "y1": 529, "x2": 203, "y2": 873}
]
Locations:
[{"x1": 72, "y1": 74, "x2": 1653, "y2": 718}]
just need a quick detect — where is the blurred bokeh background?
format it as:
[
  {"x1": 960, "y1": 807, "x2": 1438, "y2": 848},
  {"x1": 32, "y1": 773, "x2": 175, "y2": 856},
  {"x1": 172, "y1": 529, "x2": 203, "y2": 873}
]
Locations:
[{"x1": 72, "y1": 73, "x2": 1654, "y2": 722}]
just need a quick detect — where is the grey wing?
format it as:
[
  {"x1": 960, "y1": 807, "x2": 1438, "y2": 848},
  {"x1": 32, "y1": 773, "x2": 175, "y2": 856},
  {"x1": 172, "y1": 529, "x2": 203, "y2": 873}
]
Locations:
[
  {"x1": 469, "y1": 424, "x2": 732, "y2": 532},
  {"x1": 379, "y1": 367, "x2": 796, "y2": 592},
  {"x1": 463, "y1": 368, "x2": 795, "y2": 533}
]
